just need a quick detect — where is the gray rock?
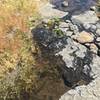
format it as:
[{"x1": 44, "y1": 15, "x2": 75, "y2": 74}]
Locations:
[
  {"x1": 65, "y1": 31, "x2": 73, "y2": 36},
  {"x1": 71, "y1": 19, "x2": 83, "y2": 30},
  {"x1": 68, "y1": 23, "x2": 79, "y2": 34},
  {"x1": 96, "y1": 29, "x2": 100, "y2": 36},
  {"x1": 39, "y1": 3, "x2": 67, "y2": 19},
  {"x1": 71, "y1": 11, "x2": 98, "y2": 25},
  {"x1": 73, "y1": 26, "x2": 79, "y2": 35},
  {"x1": 59, "y1": 27, "x2": 69, "y2": 33},
  {"x1": 89, "y1": 44, "x2": 98, "y2": 54},
  {"x1": 73, "y1": 30, "x2": 79, "y2": 35},
  {"x1": 90, "y1": 6, "x2": 96, "y2": 11},
  {"x1": 96, "y1": 37, "x2": 100, "y2": 42},
  {"x1": 96, "y1": 22, "x2": 100, "y2": 29},
  {"x1": 59, "y1": 22, "x2": 69, "y2": 28},
  {"x1": 65, "y1": 20, "x2": 71, "y2": 23},
  {"x1": 60, "y1": 54, "x2": 100, "y2": 100},
  {"x1": 83, "y1": 23, "x2": 91, "y2": 30},
  {"x1": 61, "y1": 1, "x2": 68, "y2": 7},
  {"x1": 68, "y1": 23, "x2": 74, "y2": 30},
  {"x1": 60, "y1": 77, "x2": 100, "y2": 100},
  {"x1": 56, "y1": 37, "x2": 93, "y2": 85},
  {"x1": 90, "y1": 55, "x2": 100, "y2": 78},
  {"x1": 90, "y1": 25, "x2": 97, "y2": 32}
]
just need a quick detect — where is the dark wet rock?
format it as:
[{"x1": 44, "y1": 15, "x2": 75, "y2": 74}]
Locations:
[
  {"x1": 31, "y1": 17, "x2": 100, "y2": 100},
  {"x1": 32, "y1": 23, "x2": 68, "y2": 54},
  {"x1": 32, "y1": 21, "x2": 95, "y2": 88}
]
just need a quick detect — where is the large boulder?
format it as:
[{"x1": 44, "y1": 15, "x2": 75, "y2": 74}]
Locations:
[{"x1": 32, "y1": 20, "x2": 96, "y2": 87}]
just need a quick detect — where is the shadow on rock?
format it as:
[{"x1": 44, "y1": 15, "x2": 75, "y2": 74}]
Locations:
[{"x1": 49, "y1": 0, "x2": 97, "y2": 20}]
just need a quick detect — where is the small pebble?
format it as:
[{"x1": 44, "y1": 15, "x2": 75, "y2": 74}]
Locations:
[
  {"x1": 65, "y1": 20, "x2": 71, "y2": 23},
  {"x1": 59, "y1": 22, "x2": 69, "y2": 28},
  {"x1": 96, "y1": 23, "x2": 100, "y2": 29},
  {"x1": 83, "y1": 23, "x2": 91, "y2": 30},
  {"x1": 61, "y1": 1, "x2": 68, "y2": 7},
  {"x1": 96, "y1": 29, "x2": 100, "y2": 36},
  {"x1": 69, "y1": 24, "x2": 78, "y2": 31},
  {"x1": 59, "y1": 27, "x2": 69, "y2": 33},
  {"x1": 73, "y1": 26, "x2": 79, "y2": 35},
  {"x1": 66, "y1": 31, "x2": 73, "y2": 36},
  {"x1": 90, "y1": 43, "x2": 98, "y2": 54},
  {"x1": 96, "y1": 37, "x2": 100, "y2": 42},
  {"x1": 90, "y1": 25, "x2": 97, "y2": 32}
]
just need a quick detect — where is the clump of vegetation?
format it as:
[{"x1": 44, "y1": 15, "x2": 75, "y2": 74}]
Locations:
[
  {"x1": 0, "y1": 1, "x2": 65, "y2": 100},
  {"x1": 0, "y1": 0, "x2": 42, "y2": 77},
  {"x1": 0, "y1": 0, "x2": 44, "y2": 99},
  {"x1": 45, "y1": 18, "x2": 64, "y2": 37}
]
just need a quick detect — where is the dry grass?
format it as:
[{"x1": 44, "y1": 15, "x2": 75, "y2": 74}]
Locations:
[
  {"x1": 0, "y1": 0, "x2": 46, "y2": 77},
  {"x1": 0, "y1": 0, "x2": 40, "y2": 32},
  {"x1": 0, "y1": 0, "x2": 45, "y2": 52}
]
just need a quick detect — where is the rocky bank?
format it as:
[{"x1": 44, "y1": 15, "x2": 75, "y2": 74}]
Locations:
[{"x1": 33, "y1": 1, "x2": 100, "y2": 100}]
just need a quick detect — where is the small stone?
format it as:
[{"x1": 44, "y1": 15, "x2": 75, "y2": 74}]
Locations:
[
  {"x1": 90, "y1": 25, "x2": 97, "y2": 32},
  {"x1": 83, "y1": 23, "x2": 91, "y2": 30},
  {"x1": 42, "y1": 18, "x2": 49, "y2": 24},
  {"x1": 59, "y1": 27, "x2": 69, "y2": 33},
  {"x1": 85, "y1": 43, "x2": 90, "y2": 47},
  {"x1": 90, "y1": 6, "x2": 96, "y2": 11},
  {"x1": 61, "y1": 1, "x2": 68, "y2": 7},
  {"x1": 71, "y1": 35, "x2": 77, "y2": 40},
  {"x1": 71, "y1": 19, "x2": 82, "y2": 30},
  {"x1": 96, "y1": 23, "x2": 100, "y2": 29},
  {"x1": 68, "y1": 23, "x2": 74, "y2": 30},
  {"x1": 69, "y1": 24, "x2": 78, "y2": 31},
  {"x1": 76, "y1": 31, "x2": 94, "y2": 43},
  {"x1": 66, "y1": 31, "x2": 73, "y2": 36},
  {"x1": 59, "y1": 22, "x2": 69, "y2": 28},
  {"x1": 96, "y1": 29, "x2": 100, "y2": 36},
  {"x1": 73, "y1": 28, "x2": 79, "y2": 35},
  {"x1": 96, "y1": 37, "x2": 100, "y2": 42},
  {"x1": 65, "y1": 20, "x2": 71, "y2": 23},
  {"x1": 97, "y1": 43, "x2": 100, "y2": 48},
  {"x1": 90, "y1": 44, "x2": 98, "y2": 54}
]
